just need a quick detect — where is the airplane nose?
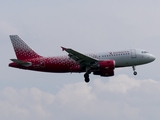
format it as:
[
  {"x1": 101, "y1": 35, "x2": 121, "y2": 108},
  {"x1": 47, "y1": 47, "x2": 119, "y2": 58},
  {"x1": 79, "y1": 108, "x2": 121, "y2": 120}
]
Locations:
[{"x1": 150, "y1": 54, "x2": 156, "y2": 61}]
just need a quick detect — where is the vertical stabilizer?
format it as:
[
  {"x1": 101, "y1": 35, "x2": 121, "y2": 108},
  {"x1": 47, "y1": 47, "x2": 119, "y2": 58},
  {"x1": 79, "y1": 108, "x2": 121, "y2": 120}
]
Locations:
[{"x1": 10, "y1": 35, "x2": 41, "y2": 60}]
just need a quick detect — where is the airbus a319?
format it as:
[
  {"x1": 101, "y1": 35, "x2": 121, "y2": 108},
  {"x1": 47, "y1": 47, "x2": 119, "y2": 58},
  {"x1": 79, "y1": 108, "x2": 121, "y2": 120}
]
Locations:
[{"x1": 9, "y1": 35, "x2": 155, "y2": 83}]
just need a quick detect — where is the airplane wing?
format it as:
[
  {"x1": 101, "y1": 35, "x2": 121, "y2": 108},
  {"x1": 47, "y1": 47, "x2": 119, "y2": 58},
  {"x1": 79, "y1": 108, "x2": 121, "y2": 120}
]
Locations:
[
  {"x1": 10, "y1": 59, "x2": 32, "y2": 67},
  {"x1": 61, "y1": 47, "x2": 98, "y2": 68}
]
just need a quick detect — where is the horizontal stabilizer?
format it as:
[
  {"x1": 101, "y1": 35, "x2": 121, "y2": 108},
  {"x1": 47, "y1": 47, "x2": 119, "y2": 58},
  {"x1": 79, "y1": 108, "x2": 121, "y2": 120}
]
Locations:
[{"x1": 10, "y1": 59, "x2": 32, "y2": 67}]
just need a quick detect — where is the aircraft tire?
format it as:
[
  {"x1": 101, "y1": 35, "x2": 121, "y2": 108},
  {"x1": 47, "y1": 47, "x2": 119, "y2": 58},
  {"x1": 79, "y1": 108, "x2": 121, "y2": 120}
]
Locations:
[
  {"x1": 134, "y1": 71, "x2": 137, "y2": 75},
  {"x1": 85, "y1": 78, "x2": 90, "y2": 83},
  {"x1": 84, "y1": 73, "x2": 90, "y2": 83}
]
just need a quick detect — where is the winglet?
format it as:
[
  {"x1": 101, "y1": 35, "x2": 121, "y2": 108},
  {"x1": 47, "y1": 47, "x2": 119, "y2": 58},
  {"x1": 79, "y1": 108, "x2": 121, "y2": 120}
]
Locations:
[{"x1": 61, "y1": 46, "x2": 66, "y2": 51}]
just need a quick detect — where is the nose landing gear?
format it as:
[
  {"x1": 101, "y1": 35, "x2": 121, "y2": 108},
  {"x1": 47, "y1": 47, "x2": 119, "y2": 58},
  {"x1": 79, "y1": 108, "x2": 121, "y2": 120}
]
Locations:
[{"x1": 132, "y1": 66, "x2": 137, "y2": 75}]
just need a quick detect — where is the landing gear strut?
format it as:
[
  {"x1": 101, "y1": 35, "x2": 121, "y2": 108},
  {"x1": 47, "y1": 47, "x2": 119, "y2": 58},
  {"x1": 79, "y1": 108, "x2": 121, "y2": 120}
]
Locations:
[
  {"x1": 132, "y1": 66, "x2": 137, "y2": 75},
  {"x1": 84, "y1": 71, "x2": 91, "y2": 83}
]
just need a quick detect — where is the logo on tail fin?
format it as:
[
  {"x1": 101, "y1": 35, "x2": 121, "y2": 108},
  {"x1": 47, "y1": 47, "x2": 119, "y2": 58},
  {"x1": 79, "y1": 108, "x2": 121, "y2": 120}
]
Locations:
[{"x1": 10, "y1": 35, "x2": 41, "y2": 60}]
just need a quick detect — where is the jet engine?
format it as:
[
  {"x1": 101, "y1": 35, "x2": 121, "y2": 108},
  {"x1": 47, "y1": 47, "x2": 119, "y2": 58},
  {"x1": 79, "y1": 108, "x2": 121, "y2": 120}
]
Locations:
[{"x1": 92, "y1": 60, "x2": 115, "y2": 77}]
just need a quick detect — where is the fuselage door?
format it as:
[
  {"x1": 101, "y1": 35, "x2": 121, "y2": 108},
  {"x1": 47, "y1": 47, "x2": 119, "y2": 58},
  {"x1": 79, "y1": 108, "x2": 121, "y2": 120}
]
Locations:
[{"x1": 131, "y1": 49, "x2": 137, "y2": 58}]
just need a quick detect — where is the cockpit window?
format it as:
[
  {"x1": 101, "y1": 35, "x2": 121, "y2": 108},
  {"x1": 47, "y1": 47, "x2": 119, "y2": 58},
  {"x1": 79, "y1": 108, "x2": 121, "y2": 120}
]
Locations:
[{"x1": 142, "y1": 51, "x2": 148, "y2": 53}]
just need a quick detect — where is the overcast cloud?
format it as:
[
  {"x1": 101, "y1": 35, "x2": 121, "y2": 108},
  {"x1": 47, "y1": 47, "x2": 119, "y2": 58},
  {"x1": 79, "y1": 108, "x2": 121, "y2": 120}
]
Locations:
[
  {"x1": 0, "y1": 0, "x2": 160, "y2": 120},
  {"x1": 0, "y1": 75, "x2": 160, "y2": 120}
]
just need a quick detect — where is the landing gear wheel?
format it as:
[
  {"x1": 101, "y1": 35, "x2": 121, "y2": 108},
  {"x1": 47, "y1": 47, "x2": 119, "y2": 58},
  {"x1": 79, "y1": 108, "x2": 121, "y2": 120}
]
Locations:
[
  {"x1": 85, "y1": 77, "x2": 90, "y2": 83},
  {"x1": 133, "y1": 71, "x2": 137, "y2": 75},
  {"x1": 132, "y1": 66, "x2": 137, "y2": 76},
  {"x1": 84, "y1": 73, "x2": 90, "y2": 83}
]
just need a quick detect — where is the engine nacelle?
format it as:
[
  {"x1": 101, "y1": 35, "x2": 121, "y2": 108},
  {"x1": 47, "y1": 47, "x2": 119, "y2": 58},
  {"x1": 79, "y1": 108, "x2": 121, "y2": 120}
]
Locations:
[
  {"x1": 92, "y1": 60, "x2": 115, "y2": 77},
  {"x1": 93, "y1": 70, "x2": 114, "y2": 77},
  {"x1": 98, "y1": 60, "x2": 115, "y2": 70}
]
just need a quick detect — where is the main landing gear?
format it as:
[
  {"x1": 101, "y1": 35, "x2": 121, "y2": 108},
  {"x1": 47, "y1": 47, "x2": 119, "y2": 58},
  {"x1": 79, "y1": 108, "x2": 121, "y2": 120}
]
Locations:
[
  {"x1": 132, "y1": 66, "x2": 137, "y2": 75},
  {"x1": 84, "y1": 71, "x2": 91, "y2": 83}
]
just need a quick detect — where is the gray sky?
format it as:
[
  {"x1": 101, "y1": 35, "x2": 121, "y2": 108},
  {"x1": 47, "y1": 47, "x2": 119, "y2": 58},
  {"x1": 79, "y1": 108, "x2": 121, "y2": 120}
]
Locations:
[{"x1": 0, "y1": 0, "x2": 160, "y2": 120}]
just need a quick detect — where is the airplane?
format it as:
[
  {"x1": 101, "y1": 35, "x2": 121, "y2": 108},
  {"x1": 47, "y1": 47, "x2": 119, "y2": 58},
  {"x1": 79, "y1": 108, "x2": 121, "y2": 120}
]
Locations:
[{"x1": 9, "y1": 35, "x2": 155, "y2": 83}]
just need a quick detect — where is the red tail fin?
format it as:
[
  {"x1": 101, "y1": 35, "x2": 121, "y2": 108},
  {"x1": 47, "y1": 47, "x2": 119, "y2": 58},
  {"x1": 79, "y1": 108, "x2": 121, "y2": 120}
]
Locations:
[{"x1": 10, "y1": 35, "x2": 41, "y2": 60}]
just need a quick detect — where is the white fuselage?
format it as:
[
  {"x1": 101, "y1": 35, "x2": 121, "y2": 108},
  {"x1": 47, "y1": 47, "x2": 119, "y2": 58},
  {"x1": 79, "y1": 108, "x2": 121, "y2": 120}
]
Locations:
[{"x1": 91, "y1": 49, "x2": 155, "y2": 67}]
